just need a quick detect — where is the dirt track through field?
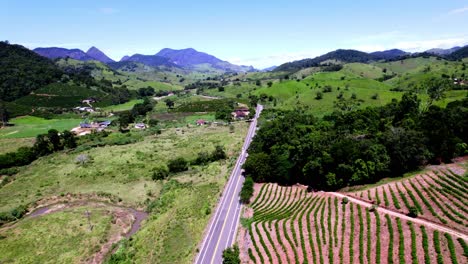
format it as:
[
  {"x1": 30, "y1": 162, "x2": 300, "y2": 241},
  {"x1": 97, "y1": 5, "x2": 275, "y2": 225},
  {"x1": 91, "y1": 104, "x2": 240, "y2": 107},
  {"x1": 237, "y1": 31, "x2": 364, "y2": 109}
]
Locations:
[{"x1": 329, "y1": 192, "x2": 468, "y2": 240}]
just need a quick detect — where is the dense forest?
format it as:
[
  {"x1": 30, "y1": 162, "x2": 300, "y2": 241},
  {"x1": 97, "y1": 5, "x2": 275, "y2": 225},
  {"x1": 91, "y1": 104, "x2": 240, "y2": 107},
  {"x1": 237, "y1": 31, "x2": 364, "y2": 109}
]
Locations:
[
  {"x1": 274, "y1": 49, "x2": 377, "y2": 72},
  {"x1": 0, "y1": 42, "x2": 134, "y2": 117},
  {"x1": 449, "y1": 45, "x2": 468, "y2": 60},
  {"x1": 0, "y1": 41, "x2": 63, "y2": 101},
  {"x1": 244, "y1": 94, "x2": 468, "y2": 190}
]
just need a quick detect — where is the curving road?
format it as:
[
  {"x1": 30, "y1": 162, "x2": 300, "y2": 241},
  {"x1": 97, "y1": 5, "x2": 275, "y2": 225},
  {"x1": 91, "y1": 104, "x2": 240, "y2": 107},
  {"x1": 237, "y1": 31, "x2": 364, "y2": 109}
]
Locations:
[{"x1": 195, "y1": 104, "x2": 263, "y2": 264}]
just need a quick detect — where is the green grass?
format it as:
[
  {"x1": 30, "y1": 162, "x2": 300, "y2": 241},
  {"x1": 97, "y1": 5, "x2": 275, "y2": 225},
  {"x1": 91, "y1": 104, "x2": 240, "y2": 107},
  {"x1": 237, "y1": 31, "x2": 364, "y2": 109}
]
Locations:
[
  {"x1": 203, "y1": 57, "x2": 467, "y2": 117},
  {"x1": 1, "y1": 121, "x2": 248, "y2": 263},
  {"x1": 0, "y1": 206, "x2": 113, "y2": 263},
  {"x1": 0, "y1": 116, "x2": 82, "y2": 139},
  {"x1": 0, "y1": 138, "x2": 35, "y2": 154},
  {"x1": 0, "y1": 123, "x2": 247, "y2": 212},
  {"x1": 101, "y1": 99, "x2": 143, "y2": 112}
]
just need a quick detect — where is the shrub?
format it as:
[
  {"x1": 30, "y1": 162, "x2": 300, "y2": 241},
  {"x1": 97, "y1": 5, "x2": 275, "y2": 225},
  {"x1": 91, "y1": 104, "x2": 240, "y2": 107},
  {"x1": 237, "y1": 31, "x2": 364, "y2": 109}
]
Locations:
[
  {"x1": 341, "y1": 197, "x2": 349, "y2": 204},
  {"x1": 315, "y1": 91, "x2": 323, "y2": 100},
  {"x1": 323, "y1": 86, "x2": 333, "y2": 93},
  {"x1": 407, "y1": 206, "x2": 418, "y2": 218},
  {"x1": 240, "y1": 177, "x2": 254, "y2": 204},
  {"x1": 222, "y1": 245, "x2": 240, "y2": 264},
  {"x1": 152, "y1": 165, "x2": 169, "y2": 181},
  {"x1": 168, "y1": 157, "x2": 188, "y2": 173},
  {"x1": 75, "y1": 154, "x2": 91, "y2": 166}
]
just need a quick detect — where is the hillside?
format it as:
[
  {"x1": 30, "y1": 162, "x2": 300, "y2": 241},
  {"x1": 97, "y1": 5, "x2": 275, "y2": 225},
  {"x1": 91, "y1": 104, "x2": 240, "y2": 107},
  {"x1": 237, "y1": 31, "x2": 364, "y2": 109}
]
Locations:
[
  {"x1": 34, "y1": 46, "x2": 116, "y2": 64},
  {"x1": 86, "y1": 46, "x2": 115, "y2": 63},
  {"x1": 274, "y1": 49, "x2": 375, "y2": 72},
  {"x1": 449, "y1": 45, "x2": 468, "y2": 60},
  {"x1": 34, "y1": 47, "x2": 95, "y2": 61},
  {"x1": 370, "y1": 49, "x2": 407, "y2": 60},
  {"x1": 426, "y1": 46, "x2": 461, "y2": 55},
  {"x1": 156, "y1": 48, "x2": 254, "y2": 72},
  {"x1": 0, "y1": 42, "x2": 63, "y2": 101},
  {"x1": 120, "y1": 53, "x2": 178, "y2": 68}
]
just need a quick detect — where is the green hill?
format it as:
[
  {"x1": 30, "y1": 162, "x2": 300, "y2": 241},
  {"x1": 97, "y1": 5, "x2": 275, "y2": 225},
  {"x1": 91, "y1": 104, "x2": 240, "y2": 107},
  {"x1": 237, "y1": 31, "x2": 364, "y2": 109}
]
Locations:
[{"x1": 0, "y1": 41, "x2": 63, "y2": 101}]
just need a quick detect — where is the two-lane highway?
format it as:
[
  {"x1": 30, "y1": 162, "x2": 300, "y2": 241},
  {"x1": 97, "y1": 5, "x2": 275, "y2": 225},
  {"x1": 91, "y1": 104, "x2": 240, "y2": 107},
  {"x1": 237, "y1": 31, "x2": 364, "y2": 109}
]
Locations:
[{"x1": 195, "y1": 104, "x2": 263, "y2": 264}]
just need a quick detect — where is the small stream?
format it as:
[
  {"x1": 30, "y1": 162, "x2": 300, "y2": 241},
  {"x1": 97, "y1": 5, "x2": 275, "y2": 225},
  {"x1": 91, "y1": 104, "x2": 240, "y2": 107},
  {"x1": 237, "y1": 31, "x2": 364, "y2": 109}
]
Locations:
[
  {"x1": 27, "y1": 202, "x2": 148, "y2": 237},
  {"x1": 126, "y1": 208, "x2": 148, "y2": 237}
]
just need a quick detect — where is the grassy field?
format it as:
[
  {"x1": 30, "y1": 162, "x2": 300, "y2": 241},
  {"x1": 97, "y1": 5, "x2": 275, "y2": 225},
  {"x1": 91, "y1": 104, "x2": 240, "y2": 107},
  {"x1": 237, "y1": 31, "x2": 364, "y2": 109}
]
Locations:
[
  {"x1": 0, "y1": 138, "x2": 35, "y2": 154},
  {"x1": 0, "y1": 121, "x2": 248, "y2": 263},
  {"x1": 201, "y1": 57, "x2": 467, "y2": 117},
  {"x1": 0, "y1": 206, "x2": 114, "y2": 264},
  {"x1": 101, "y1": 99, "x2": 143, "y2": 112},
  {"x1": 0, "y1": 116, "x2": 82, "y2": 139}
]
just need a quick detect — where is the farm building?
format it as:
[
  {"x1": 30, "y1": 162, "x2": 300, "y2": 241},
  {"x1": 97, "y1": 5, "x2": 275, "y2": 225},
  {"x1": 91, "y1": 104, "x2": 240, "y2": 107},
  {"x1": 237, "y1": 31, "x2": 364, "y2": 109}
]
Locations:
[
  {"x1": 196, "y1": 119, "x2": 207, "y2": 126},
  {"x1": 134, "y1": 123, "x2": 146, "y2": 129},
  {"x1": 232, "y1": 107, "x2": 250, "y2": 119}
]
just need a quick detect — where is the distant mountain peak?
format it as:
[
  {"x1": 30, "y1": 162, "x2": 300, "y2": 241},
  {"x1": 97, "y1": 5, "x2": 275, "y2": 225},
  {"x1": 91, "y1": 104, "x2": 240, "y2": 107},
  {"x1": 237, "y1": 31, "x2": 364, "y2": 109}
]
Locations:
[
  {"x1": 86, "y1": 46, "x2": 114, "y2": 63},
  {"x1": 154, "y1": 48, "x2": 254, "y2": 72},
  {"x1": 34, "y1": 47, "x2": 94, "y2": 61},
  {"x1": 425, "y1": 46, "x2": 461, "y2": 55}
]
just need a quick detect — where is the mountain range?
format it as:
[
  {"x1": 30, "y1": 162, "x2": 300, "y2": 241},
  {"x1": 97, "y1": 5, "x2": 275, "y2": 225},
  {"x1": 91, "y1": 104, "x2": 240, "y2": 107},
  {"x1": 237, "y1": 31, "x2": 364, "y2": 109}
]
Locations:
[
  {"x1": 32, "y1": 44, "x2": 468, "y2": 73},
  {"x1": 33, "y1": 46, "x2": 254, "y2": 72},
  {"x1": 274, "y1": 45, "x2": 468, "y2": 72}
]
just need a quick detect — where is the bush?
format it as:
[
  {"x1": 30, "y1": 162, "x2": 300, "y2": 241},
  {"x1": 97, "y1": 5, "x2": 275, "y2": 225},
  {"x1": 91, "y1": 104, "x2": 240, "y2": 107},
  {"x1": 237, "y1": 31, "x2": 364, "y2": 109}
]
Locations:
[
  {"x1": 240, "y1": 177, "x2": 254, "y2": 204},
  {"x1": 315, "y1": 91, "x2": 323, "y2": 100},
  {"x1": 152, "y1": 165, "x2": 169, "y2": 180},
  {"x1": 323, "y1": 86, "x2": 333, "y2": 93},
  {"x1": 341, "y1": 197, "x2": 349, "y2": 204},
  {"x1": 407, "y1": 206, "x2": 418, "y2": 218},
  {"x1": 168, "y1": 157, "x2": 188, "y2": 173}
]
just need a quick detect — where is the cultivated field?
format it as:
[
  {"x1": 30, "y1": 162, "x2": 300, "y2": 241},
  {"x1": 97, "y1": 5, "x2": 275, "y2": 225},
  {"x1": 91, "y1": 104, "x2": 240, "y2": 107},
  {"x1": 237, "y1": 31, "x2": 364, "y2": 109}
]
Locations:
[{"x1": 238, "y1": 163, "x2": 468, "y2": 264}]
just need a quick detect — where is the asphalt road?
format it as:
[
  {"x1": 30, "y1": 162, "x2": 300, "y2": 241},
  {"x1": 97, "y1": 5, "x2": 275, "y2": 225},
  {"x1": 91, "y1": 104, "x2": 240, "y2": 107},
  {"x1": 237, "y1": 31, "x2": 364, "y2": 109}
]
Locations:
[{"x1": 194, "y1": 104, "x2": 263, "y2": 264}]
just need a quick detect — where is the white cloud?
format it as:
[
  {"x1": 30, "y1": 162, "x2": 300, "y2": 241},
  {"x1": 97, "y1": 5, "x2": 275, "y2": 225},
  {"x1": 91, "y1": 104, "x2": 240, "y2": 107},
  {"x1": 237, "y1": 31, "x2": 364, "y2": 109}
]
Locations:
[
  {"x1": 227, "y1": 49, "x2": 331, "y2": 69},
  {"x1": 449, "y1": 6, "x2": 468, "y2": 14},
  {"x1": 99, "y1": 8, "x2": 118, "y2": 14},
  {"x1": 393, "y1": 37, "x2": 467, "y2": 52}
]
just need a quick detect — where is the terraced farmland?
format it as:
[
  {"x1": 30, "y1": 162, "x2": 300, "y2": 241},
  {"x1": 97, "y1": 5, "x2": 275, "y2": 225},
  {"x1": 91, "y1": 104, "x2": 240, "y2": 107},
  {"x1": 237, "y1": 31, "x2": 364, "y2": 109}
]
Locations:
[
  {"x1": 237, "y1": 165, "x2": 468, "y2": 264},
  {"x1": 349, "y1": 164, "x2": 468, "y2": 233}
]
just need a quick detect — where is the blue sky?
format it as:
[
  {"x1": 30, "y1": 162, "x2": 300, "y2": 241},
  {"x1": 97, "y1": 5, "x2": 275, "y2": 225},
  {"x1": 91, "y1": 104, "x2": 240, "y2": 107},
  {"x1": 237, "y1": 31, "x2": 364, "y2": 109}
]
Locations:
[{"x1": 1, "y1": 0, "x2": 468, "y2": 68}]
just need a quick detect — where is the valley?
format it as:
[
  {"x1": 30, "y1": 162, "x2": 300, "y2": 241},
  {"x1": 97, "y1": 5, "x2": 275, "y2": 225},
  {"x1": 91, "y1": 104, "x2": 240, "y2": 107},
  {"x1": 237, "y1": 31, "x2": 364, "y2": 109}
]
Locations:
[{"x1": 0, "y1": 33, "x2": 467, "y2": 264}]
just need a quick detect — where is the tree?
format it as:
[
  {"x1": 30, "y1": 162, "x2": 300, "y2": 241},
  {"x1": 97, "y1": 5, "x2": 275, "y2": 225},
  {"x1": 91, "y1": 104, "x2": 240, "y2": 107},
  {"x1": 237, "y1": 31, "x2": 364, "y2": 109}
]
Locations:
[
  {"x1": 255, "y1": 80, "x2": 261, "y2": 86},
  {"x1": 267, "y1": 81, "x2": 273, "y2": 87},
  {"x1": 215, "y1": 108, "x2": 232, "y2": 121},
  {"x1": 249, "y1": 95, "x2": 259, "y2": 106},
  {"x1": 34, "y1": 134, "x2": 52, "y2": 156},
  {"x1": 222, "y1": 245, "x2": 240, "y2": 264},
  {"x1": 0, "y1": 102, "x2": 9, "y2": 127},
  {"x1": 168, "y1": 157, "x2": 188, "y2": 173},
  {"x1": 211, "y1": 145, "x2": 227, "y2": 160},
  {"x1": 61, "y1": 130, "x2": 77, "y2": 149},
  {"x1": 424, "y1": 78, "x2": 450, "y2": 105},
  {"x1": 47, "y1": 129, "x2": 62, "y2": 151},
  {"x1": 194, "y1": 151, "x2": 211, "y2": 165},
  {"x1": 152, "y1": 165, "x2": 169, "y2": 180},
  {"x1": 315, "y1": 91, "x2": 323, "y2": 100},
  {"x1": 408, "y1": 206, "x2": 418, "y2": 218},
  {"x1": 165, "y1": 98, "x2": 175, "y2": 109},
  {"x1": 118, "y1": 111, "x2": 134, "y2": 131}
]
